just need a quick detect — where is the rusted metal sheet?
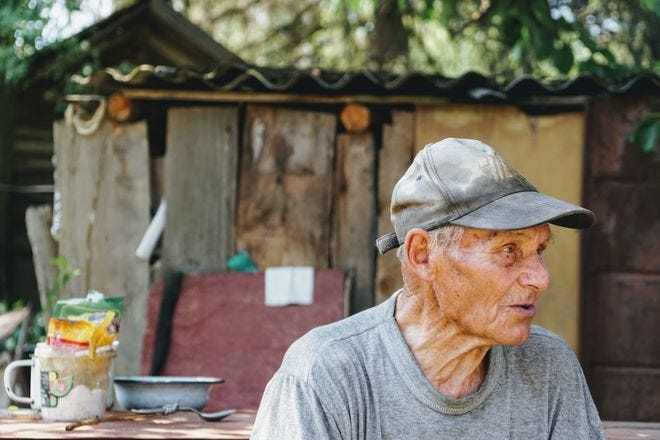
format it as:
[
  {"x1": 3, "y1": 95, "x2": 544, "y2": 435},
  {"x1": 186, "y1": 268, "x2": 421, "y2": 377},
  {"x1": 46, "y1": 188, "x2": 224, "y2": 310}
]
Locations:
[
  {"x1": 237, "y1": 105, "x2": 336, "y2": 268},
  {"x1": 140, "y1": 270, "x2": 345, "y2": 410}
]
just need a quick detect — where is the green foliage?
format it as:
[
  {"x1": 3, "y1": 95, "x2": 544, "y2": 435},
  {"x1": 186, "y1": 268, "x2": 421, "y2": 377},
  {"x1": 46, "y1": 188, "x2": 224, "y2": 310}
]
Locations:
[
  {"x1": 187, "y1": 0, "x2": 659, "y2": 80},
  {"x1": 629, "y1": 112, "x2": 660, "y2": 153},
  {"x1": 0, "y1": 256, "x2": 81, "y2": 353},
  {"x1": 0, "y1": 0, "x2": 99, "y2": 104},
  {"x1": 46, "y1": 255, "x2": 83, "y2": 317}
]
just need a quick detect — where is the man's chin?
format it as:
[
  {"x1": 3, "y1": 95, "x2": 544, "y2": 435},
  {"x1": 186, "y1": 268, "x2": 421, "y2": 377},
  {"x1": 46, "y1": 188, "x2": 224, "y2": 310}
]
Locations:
[{"x1": 499, "y1": 325, "x2": 532, "y2": 346}]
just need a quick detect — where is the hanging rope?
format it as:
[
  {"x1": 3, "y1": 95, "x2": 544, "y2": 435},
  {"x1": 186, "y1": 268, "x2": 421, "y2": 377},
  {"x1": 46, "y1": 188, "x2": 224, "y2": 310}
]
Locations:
[{"x1": 64, "y1": 97, "x2": 107, "y2": 136}]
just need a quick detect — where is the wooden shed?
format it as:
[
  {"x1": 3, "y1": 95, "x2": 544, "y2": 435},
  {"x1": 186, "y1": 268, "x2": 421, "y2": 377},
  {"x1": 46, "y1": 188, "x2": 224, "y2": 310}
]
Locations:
[
  {"x1": 58, "y1": 63, "x2": 659, "y2": 418},
  {"x1": 5, "y1": 0, "x2": 660, "y2": 421}
]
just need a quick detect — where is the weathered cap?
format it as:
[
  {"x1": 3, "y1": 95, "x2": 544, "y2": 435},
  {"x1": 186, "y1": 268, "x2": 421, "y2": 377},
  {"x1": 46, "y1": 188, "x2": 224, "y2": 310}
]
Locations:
[{"x1": 376, "y1": 138, "x2": 595, "y2": 254}]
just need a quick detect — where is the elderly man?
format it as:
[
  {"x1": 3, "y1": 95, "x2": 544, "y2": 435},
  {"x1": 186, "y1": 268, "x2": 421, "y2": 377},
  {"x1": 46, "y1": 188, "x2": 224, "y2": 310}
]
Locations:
[{"x1": 252, "y1": 138, "x2": 605, "y2": 439}]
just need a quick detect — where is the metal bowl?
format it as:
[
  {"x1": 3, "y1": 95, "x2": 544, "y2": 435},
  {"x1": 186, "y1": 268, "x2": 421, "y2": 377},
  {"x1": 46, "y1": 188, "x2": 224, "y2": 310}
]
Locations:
[{"x1": 113, "y1": 376, "x2": 223, "y2": 410}]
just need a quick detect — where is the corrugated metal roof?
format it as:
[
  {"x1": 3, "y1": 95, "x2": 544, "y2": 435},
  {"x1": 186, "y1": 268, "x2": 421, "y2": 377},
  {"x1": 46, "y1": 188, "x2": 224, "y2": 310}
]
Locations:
[{"x1": 76, "y1": 63, "x2": 660, "y2": 102}]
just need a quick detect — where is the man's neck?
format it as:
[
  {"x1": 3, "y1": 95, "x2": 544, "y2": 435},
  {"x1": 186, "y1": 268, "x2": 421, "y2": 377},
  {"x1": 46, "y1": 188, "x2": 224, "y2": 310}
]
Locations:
[{"x1": 394, "y1": 289, "x2": 492, "y2": 399}]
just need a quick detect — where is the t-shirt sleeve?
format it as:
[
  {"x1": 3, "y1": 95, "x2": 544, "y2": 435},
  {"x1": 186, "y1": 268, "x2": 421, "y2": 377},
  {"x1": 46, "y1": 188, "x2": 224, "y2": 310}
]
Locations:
[
  {"x1": 548, "y1": 347, "x2": 606, "y2": 440},
  {"x1": 251, "y1": 371, "x2": 343, "y2": 440}
]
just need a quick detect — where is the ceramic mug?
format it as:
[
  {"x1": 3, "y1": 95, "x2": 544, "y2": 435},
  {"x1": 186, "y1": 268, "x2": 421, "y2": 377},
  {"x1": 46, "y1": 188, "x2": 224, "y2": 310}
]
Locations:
[
  {"x1": 4, "y1": 343, "x2": 116, "y2": 421},
  {"x1": 3, "y1": 354, "x2": 43, "y2": 409}
]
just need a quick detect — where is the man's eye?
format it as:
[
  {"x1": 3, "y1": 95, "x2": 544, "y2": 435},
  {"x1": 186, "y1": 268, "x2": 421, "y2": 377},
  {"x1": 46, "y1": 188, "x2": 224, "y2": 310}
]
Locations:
[
  {"x1": 537, "y1": 246, "x2": 546, "y2": 256},
  {"x1": 502, "y1": 245, "x2": 516, "y2": 255}
]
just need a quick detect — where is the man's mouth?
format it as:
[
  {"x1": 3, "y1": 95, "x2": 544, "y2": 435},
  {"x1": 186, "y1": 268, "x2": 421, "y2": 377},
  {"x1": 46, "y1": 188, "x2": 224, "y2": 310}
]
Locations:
[{"x1": 510, "y1": 304, "x2": 536, "y2": 317}]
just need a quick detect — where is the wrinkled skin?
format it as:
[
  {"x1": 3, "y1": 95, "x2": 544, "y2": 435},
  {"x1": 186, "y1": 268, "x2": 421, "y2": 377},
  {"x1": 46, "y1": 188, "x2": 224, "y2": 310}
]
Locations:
[{"x1": 395, "y1": 224, "x2": 551, "y2": 398}]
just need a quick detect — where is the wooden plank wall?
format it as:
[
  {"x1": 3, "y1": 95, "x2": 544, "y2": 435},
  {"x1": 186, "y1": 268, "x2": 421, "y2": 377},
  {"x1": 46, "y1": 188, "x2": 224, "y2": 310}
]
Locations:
[
  {"x1": 582, "y1": 94, "x2": 660, "y2": 421},
  {"x1": 163, "y1": 106, "x2": 239, "y2": 273},
  {"x1": 237, "y1": 105, "x2": 336, "y2": 268},
  {"x1": 53, "y1": 120, "x2": 150, "y2": 375}
]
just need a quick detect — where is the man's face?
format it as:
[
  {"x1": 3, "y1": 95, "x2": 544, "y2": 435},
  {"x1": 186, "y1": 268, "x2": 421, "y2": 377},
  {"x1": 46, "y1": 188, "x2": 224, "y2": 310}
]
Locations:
[{"x1": 430, "y1": 224, "x2": 551, "y2": 346}]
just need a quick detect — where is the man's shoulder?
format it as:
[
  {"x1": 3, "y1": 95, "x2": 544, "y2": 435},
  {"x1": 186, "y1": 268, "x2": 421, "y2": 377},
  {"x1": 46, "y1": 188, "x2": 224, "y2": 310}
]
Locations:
[{"x1": 279, "y1": 300, "x2": 392, "y2": 379}]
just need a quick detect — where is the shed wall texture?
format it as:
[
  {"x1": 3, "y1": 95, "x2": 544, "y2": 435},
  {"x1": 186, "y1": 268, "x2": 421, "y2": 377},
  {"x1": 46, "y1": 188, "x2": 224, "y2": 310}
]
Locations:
[
  {"x1": 414, "y1": 104, "x2": 585, "y2": 352},
  {"x1": 582, "y1": 94, "x2": 660, "y2": 422}
]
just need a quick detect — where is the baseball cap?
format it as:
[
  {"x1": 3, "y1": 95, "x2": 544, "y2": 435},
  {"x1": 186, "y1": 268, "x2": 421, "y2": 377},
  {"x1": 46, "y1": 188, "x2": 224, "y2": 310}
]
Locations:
[{"x1": 376, "y1": 138, "x2": 595, "y2": 254}]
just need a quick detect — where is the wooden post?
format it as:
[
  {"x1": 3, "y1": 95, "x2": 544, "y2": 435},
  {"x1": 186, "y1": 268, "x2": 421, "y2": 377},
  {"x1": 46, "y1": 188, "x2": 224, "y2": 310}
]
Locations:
[
  {"x1": 332, "y1": 133, "x2": 376, "y2": 314},
  {"x1": 375, "y1": 110, "x2": 414, "y2": 304},
  {"x1": 163, "y1": 106, "x2": 239, "y2": 272},
  {"x1": 25, "y1": 205, "x2": 58, "y2": 318},
  {"x1": 107, "y1": 93, "x2": 141, "y2": 122},
  {"x1": 340, "y1": 104, "x2": 371, "y2": 133}
]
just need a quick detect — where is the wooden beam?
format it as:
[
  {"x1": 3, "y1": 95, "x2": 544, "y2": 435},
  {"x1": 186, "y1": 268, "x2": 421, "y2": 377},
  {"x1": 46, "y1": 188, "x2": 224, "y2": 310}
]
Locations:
[
  {"x1": 119, "y1": 88, "x2": 589, "y2": 108},
  {"x1": 121, "y1": 88, "x2": 449, "y2": 106},
  {"x1": 340, "y1": 104, "x2": 371, "y2": 133},
  {"x1": 107, "y1": 93, "x2": 141, "y2": 122}
]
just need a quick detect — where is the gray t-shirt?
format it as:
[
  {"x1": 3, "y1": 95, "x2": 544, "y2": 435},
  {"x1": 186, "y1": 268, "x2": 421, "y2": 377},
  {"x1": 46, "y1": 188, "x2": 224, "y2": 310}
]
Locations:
[{"x1": 252, "y1": 292, "x2": 605, "y2": 439}]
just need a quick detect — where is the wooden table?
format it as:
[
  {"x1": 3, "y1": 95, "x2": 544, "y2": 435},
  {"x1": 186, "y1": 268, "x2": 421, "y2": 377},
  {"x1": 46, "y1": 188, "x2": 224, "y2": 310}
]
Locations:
[
  {"x1": 603, "y1": 421, "x2": 660, "y2": 440},
  {"x1": 0, "y1": 410, "x2": 255, "y2": 439},
  {"x1": 1, "y1": 412, "x2": 659, "y2": 439}
]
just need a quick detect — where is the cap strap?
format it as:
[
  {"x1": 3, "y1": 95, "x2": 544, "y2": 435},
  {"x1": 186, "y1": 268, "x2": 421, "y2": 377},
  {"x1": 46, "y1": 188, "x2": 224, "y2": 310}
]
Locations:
[{"x1": 375, "y1": 232, "x2": 399, "y2": 255}]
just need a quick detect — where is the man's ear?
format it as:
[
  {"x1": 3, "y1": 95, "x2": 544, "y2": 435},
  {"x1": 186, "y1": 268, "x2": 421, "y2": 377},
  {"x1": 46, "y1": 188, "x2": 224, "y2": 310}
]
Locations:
[{"x1": 403, "y1": 228, "x2": 435, "y2": 282}]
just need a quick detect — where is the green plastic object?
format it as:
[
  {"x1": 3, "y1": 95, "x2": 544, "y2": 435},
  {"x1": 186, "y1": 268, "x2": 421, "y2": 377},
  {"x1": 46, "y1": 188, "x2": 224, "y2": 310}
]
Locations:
[{"x1": 227, "y1": 251, "x2": 259, "y2": 272}]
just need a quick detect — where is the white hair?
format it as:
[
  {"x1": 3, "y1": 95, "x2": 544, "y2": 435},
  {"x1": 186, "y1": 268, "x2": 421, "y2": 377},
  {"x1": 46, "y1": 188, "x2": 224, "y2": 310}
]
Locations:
[{"x1": 396, "y1": 224, "x2": 465, "y2": 262}]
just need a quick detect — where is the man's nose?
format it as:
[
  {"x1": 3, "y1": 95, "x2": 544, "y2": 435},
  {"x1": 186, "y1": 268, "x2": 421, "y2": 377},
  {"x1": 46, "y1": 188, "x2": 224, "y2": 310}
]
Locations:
[{"x1": 519, "y1": 255, "x2": 550, "y2": 292}]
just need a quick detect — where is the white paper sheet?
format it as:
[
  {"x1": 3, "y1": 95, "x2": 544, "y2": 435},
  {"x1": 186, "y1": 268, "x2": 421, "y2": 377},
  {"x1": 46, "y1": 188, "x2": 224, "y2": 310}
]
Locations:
[{"x1": 264, "y1": 266, "x2": 314, "y2": 307}]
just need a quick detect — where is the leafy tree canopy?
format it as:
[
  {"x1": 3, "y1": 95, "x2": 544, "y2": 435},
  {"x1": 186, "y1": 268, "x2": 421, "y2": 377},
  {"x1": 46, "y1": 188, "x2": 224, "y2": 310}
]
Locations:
[
  {"x1": 181, "y1": 0, "x2": 659, "y2": 81},
  {"x1": 0, "y1": 0, "x2": 100, "y2": 89}
]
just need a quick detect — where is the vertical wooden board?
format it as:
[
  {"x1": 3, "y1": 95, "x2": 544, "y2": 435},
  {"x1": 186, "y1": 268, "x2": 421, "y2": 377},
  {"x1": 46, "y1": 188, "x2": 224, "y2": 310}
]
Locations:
[
  {"x1": 375, "y1": 110, "x2": 414, "y2": 304},
  {"x1": 238, "y1": 106, "x2": 336, "y2": 268},
  {"x1": 163, "y1": 106, "x2": 238, "y2": 272},
  {"x1": 333, "y1": 133, "x2": 375, "y2": 314},
  {"x1": 414, "y1": 105, "x2": 585, "y2": 352},
  {"x1": 54, "y1": 120, "x2": 104, "y2": 298},
  {"x1": 25, "y1": 205, "x2": 57, "y2": 313},
  {"x1": 53, "y1": 120, "x2": 150, "y2": 375}
]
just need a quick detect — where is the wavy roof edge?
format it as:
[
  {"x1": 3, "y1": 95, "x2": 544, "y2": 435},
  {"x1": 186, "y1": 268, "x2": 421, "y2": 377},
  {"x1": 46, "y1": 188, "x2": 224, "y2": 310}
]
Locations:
[{"x1": 75, "y1": 64, "x2": 660, "y2": 100}]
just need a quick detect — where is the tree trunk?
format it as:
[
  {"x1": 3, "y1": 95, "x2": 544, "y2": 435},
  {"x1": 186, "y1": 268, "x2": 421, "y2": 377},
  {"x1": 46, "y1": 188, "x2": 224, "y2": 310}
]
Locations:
[{"x1": 370, "y1": 0, "x2": 408, "y2": 69}]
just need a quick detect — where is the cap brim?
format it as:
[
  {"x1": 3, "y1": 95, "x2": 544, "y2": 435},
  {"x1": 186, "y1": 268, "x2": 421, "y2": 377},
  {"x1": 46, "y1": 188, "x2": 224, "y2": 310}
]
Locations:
[{"x1": 450, "y1": 191, "x2": 595, "y2": 230}]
